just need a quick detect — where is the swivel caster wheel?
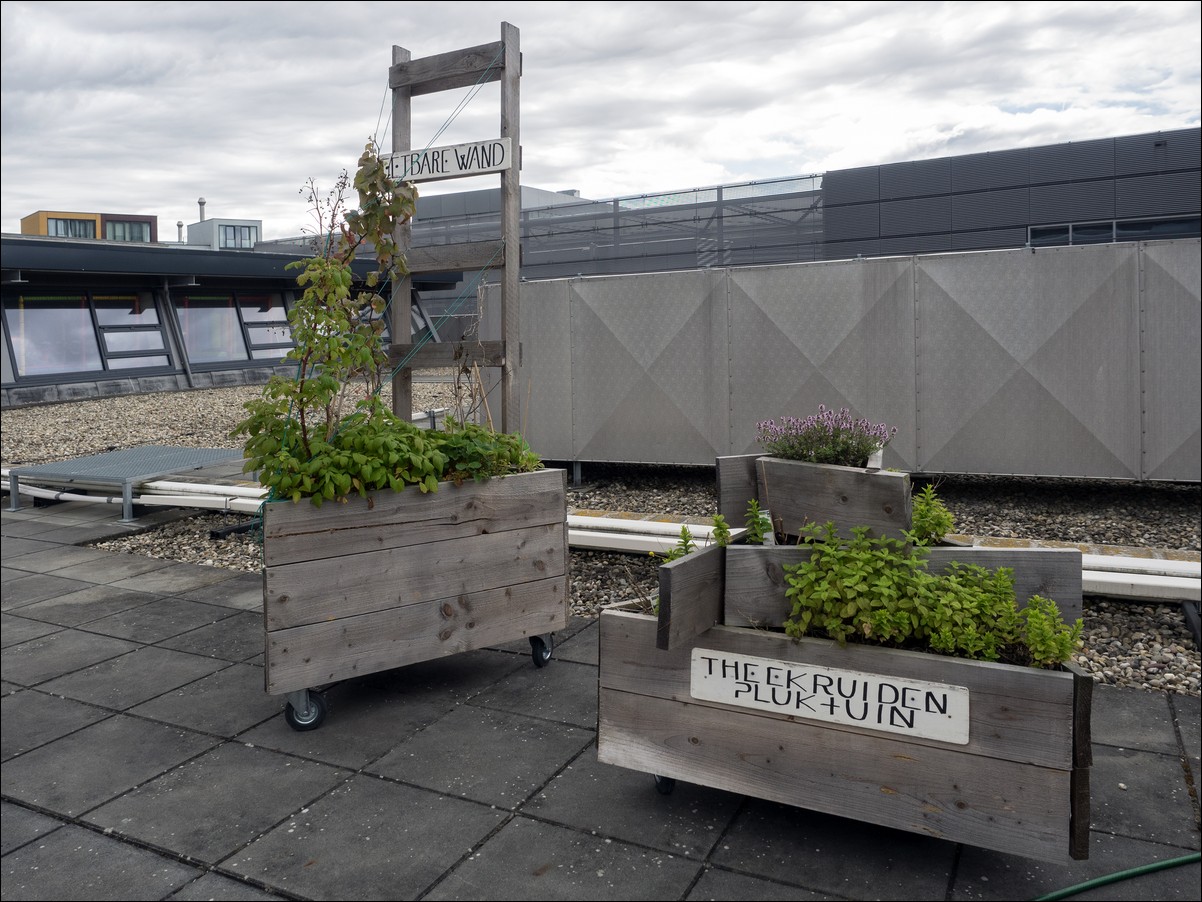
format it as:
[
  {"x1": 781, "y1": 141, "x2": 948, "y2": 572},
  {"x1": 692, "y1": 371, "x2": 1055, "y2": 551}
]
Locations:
[
  {"x1": 284, "y1": 690, "x2": 328, "y2": 731},
  {"x1": 653, "y1": 774, "x2": 676, "y2": 795},
  {"x1": 530, "y1": 634, "x2": 554, "y2": 668}
]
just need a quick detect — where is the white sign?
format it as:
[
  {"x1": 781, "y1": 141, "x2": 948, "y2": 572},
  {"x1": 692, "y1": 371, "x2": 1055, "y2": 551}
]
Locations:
[
  {"x1": 690, "y1": 648, "x2": 970, "y2": 744},
  {"x1": 383, "y1": 138, "x2": 513, "y2": 183}
]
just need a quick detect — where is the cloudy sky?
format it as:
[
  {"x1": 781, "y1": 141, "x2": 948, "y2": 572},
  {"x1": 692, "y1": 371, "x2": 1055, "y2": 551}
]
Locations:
[{"x1": 2, "y1": 0, "x2": 1198, "y2": 239}]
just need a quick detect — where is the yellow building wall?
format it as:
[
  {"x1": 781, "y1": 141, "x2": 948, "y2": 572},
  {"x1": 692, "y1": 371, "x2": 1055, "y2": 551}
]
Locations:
[{"x1": 20, "y1": 211, "x2": 102, "y2": 237}]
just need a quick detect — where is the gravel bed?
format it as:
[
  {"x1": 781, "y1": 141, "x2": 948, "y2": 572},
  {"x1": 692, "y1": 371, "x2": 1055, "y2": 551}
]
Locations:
[{"x1": 2, "y1": 385, "x2": 1198, "y2": 697}]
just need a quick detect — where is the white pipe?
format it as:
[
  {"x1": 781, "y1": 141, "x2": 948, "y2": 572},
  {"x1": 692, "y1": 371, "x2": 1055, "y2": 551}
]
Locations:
[{"x1": 142, "y1": 479, "x2": 267, "y2": 500}]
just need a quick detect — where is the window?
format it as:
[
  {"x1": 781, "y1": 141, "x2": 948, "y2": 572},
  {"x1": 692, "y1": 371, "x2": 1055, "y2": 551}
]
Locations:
[
  {"x1": 1, "y1": 291, "x2": 171, "y2": 378},
  {"x1": 176, "y1": 291, "x2": 293, "y2": 365},
  {"x1": 105, "y1": 221, "x2": 151, "y2": 242},
  {"x1": 219, "y1": 224, "x2": 259, "y2": 249},
  {"x1": 1031, "y1": 216, "x2": 1200, "y2": 248},
  {"x1": 47, "y1": 218, "x2": 96, "y2": 239}
]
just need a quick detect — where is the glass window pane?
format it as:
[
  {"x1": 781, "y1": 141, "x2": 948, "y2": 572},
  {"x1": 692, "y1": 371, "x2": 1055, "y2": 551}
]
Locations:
[
  {"x1": 251, "y1": 347, "x2": 289, "y2": 361},
  {"x1": 239, "y1": 294, "x2": 286, "y2": 322},
  {"x1": 94, "y1": 293, "x2": 160, "y2": 326},
  {"x1": 2, "y1": 294, "x2": 102, "y2": 375},
  {"x1": 107, "y1": 355, "x2": 169, "y2": 370},
  {"x1": 103, "y1": 330, "x2": 166, "y2": 353},
  {"x1": 1029, "y1": 226, "x2": 1069, "y2": 247},
  {"x1": 246, "y1": 324, "x2": 292, "y2": 346},
  {"x1": 1072, "y1": 223, "x2": 1113, "y2": 244},
  {"x1": 177, "y1": 294, "x2": 249, "y2": 363}
]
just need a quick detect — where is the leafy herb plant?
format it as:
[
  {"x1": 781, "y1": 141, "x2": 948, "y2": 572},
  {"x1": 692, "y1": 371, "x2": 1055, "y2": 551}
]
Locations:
[
  {"x1": 910, "y1": 483, "x2": 955, "y2": 546},
  {"x1": 781, "y1": 522, "x2": 1083, "y2": 668}
]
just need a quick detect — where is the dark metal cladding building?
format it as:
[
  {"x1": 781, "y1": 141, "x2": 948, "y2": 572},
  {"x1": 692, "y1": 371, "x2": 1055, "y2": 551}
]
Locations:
[{"x1": 2, "y1": 127, "x2": 1199, "y2": 408}]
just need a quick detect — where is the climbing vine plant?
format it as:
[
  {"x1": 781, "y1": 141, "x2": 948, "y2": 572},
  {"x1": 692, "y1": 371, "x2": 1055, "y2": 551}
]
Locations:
[{"x1": 231, "y1": 140, "x2": 541, "y2": 505}]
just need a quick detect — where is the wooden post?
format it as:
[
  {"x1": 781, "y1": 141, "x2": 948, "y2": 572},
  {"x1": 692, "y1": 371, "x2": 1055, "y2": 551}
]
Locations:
[
  {"x1": 499, "y1": 21, "x2": 520, "y2": 433},
  {"x1": 391, "y1": 43, "x2": 414, "y2": 422}
]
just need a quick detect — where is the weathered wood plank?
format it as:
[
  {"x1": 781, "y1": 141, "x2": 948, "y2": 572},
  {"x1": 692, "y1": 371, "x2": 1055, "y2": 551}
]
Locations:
[
  {"x1": 715, "y1": 454, "x2": 761, "y2": 523},
  {"x1": 597, "y1": 688, "x2": 1075, "y2": 862},
  {"x1": 265, "y1": 576, "x2": 567, "y2": 694},
  {"x1": 266, "y1": 522, "x2": 566, "y2": 630},
  {"x1": 599, "y1": 608, "x2": 1079, "y2": 769},
  {"x1": 656, "y1": 544, "x2": 724, "y2": 650},
  {"x1": 724, "y1": 546, "x2": 1084, "y2": 628},
  {"x1": 389, "y1": 341, "x2": 506, "y2": 370},
  {"x1": 262, "y1": 469, "x2": 567, "y2": 567},
  {"x1": 756, "y1": 457, "x2": 911, "y2": 541},
  {"x1": 926, "y1": 546, "x2": 1083, "y2": 621},
  {"x1": 388, "y1": 41, "x2": 506, "y2": 95}
]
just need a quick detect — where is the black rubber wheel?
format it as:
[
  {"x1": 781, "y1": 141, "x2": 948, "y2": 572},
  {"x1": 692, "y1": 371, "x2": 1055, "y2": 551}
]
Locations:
[
  {"x1": 654, "y1": 774, "x2": 676, "y2": 795},
  {"x1": 284, "y1": 691, "x2": 328, "y2": 731},
  {"x1": 530, "y1": 634, "x2": 553, "y2": 668}
]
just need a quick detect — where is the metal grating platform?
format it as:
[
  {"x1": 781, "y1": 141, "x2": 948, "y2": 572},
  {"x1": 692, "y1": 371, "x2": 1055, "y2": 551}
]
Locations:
[{"x1": 8, "y1": 446, "x2": 244, "y2": 522}]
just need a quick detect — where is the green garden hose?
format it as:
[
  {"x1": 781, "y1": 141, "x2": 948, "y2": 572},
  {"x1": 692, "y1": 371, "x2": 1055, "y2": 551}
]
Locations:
[{"x1": 1034, "y1": 851, "x2": 1201, "y2": 901}]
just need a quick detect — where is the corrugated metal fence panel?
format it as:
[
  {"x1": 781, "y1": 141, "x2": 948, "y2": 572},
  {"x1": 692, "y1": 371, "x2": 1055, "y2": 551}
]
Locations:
[
  {"x1": 914, "y1": 245, "x2": 1142, "y2": 477},
  {"x1": 517, "y1": 279, "x2": 574, "y2": 461},
  {"x1": 568, "y1": 270, "x2": 729, "y2": 465},
  {"x1": 728, "y1": 258, "x2": 917, "y2": 469},
  {"x1": 1140, "y1": 240, "x2": 1202, "y2": 481}
]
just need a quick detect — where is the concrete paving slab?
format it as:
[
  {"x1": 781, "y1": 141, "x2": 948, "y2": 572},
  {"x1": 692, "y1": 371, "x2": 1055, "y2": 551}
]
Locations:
[
  {"x1": 1, "y1": 688, "x2": 112, "y2": 760},
  {"x1": 155, "y1": 609, "x2": 265, "y2": 662},
  {"x1": 175, "y1": 571, "x2": 264, "y2": 611},
  {"x1": 221, "y1": 776, "x2": 508, "y2": 900},
  {"x1": 1089, "y1": 745, "x2": 1201, "y2": 847},
  {"x1": 687, "y1": 867, "x2": 833, "y2": 901},
  {"x1": 368, "y1": 704, "x2": 594, "y2": 807},
  {"x1": 554, "y1": 617, "x2": 600, "y2": 665},
  {"x1": 1, "y1": 629, "x2": 138, "y2": 686},
  {"x1": 951, "y1": 829, "x2": 1202, "y2": 901},
  {"x1": 129, "y1": 663, "x2": 282, "y2": 736},
  {"x1": 82, "y1": 743, "x2": 353, "y2": 865},
  {"x1": 165, "y1": 872, "x2": 290, "y2": 901},
  {"x1": 0, "y1": 571, "x2": 97, "y2": 609},
  {"x1": 6, "y1": 583, "x2": 161, "y2": 627},
  {"x1": 108, "y1": 561, "x2": 240, "y2": 596},
  {"x1": 526, "y1": 746, "x2": 742, "y2": 859},
  {"x1": 78, "y1": 597, "x2": 239, "y2": 644},
  {"x1": 0, "y1": 799, "x2": 63, "y2": 855},
  {"x1": 709, "y1": 798, "x2": 958, "y2": 900},
  {"x1": 1092, "y1": 684, "x2": 1182, "y2": 755},
  {"x1": 469, "y1": 655, "x2": 600, "y2": 730},
  {"x1": 46, "y1": 554, "x2": 174, "y2": 585},
  {"x1": 0, "y1": 822, "x2": 203, "y2": 901},
  {"x1": 1, "y1": 543, "x2": 112, "y2": 573},
  {"x1": 0, "y1": 612, "x2": 63, "y2": 647},
  {"x1": 0, "y1": 714, "x2": 218, "y2": 816},
  {"x1": 39, "y1": 645, "x2": 229, "y2": 710},
  {"x1": 422, "y1": 814, "x2": 704, "y2": 901}
]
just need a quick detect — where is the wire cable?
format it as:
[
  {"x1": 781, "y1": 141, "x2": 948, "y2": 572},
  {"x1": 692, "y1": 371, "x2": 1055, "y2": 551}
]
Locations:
[{"x1": 1033, "y1": 851, "x2": 1201, "y2": 901}]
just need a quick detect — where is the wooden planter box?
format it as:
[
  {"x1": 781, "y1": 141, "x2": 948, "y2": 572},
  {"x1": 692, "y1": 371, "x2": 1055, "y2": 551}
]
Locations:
[
  {"x1": 262, "y1": 468, "x2": 570, "y2": 729},
  {"x1": 598, "y1": 543, "x2": 1092, "y2": 862}
]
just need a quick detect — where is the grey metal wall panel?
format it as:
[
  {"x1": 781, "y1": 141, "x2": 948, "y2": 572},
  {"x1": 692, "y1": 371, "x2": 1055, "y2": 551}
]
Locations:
[
  {"x1": 1116, "y1": 172, "x2": 1202, "y2": 218},
  {"x1": 951, "y1": 188, "x2": 1029, "y2": 231},
  {"x1": 1115, "y1": 128, "x2": 1201, "y2": 175},
  {"x1": 1140, "y1": 240, "x2": 1202, "y2": 481},
  {"x1": 569, "y1": 270, "x2": 729, "y2": 464},
  {"x1": 728, "y1": 259, "x2": 917, "y2": 470},
  {"x1": 1029, "y1": 180, "x2": 1116, "y2": 224},
  {"x1": 880, "y1": 196, "x2": 952, "y2": 236},
  {"x1": 950, "y1": 148, "x2": 1030, "y2": 192},
  {"x1": 511, "y1": 280, "x2": 574, "y2": 461},
  {"x1": 950, "y1": 228, "x2": 1029, "y2": 250},
  {"x1": 880, "y1": 234, "x2": 953, "y2": 256},
  {"x1": 1028, "y1": 138, "x2": 1114, "y2": 182},
  {"x1": 822, "y1": 167, "x2": 880, "y2": 205},
  {"x1": 823, "y1": 238, "x2": 883, "y2": 261},
  {"x1": 823, "y1": 203, "x2": 880, "y2": 241},
  {"x1": 880, "y1": 158, "x2": 951, "y2": 199},
  {"x1": 914, "y1": 244, "x2": 1142, "y2": 478}
]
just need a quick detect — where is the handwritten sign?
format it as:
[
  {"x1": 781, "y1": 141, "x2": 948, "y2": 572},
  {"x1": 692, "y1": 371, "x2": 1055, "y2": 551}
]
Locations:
[
  {"x1": 383, "y1": 138, "x2": 512, "y2": 183},
  {"x1": 691, "y1": 648, "x2": 970, "y2": 744}
]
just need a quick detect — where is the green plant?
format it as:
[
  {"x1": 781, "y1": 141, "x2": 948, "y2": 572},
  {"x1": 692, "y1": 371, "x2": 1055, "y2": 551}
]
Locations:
[
  {"x1": 711, "y1": 514, "x2": 732, "y2": 547},
  {"x1": 781, "y1": 522, "x2": 1083, "y2": 668},
  {"x1": 911, "y1": 483, "x2": 955, "y2": 546},
  {"x1": 743, "y1": 499, "x2": 772, "y2": 545},
  {"x1": 756, "y1": 404, "x2": 897, "y2": 467},
  {"x1": 650, "y1": 524, "x2": 697, "y2": 563},
  {"x1": 231, "y1": 141, "x2": 542, "y2": 506}
]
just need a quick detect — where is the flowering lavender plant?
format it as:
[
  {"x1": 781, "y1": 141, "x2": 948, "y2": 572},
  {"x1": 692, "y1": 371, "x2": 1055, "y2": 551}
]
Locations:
[{"x1": 756, "y1": 404, "x2": 897, "y2": 467}]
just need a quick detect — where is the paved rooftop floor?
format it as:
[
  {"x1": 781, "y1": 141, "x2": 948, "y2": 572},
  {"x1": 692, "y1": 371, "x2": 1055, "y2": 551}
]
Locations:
[{"x1": 2, "y1": 497, "x2": 1199, "y2": 901}]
